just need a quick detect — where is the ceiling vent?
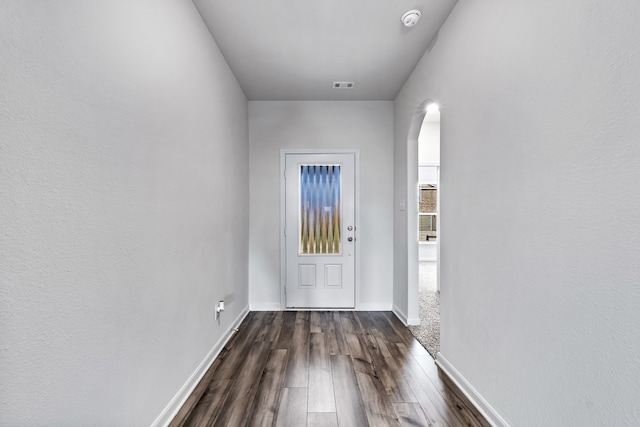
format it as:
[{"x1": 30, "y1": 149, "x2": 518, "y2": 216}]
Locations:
[{"x1": 332, "y1": 82, "x2": 355, "y2": 89}]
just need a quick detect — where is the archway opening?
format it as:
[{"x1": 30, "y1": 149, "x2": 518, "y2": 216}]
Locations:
[{"x1": 406, "y1": 101, "x2": 441, "y2": 359}]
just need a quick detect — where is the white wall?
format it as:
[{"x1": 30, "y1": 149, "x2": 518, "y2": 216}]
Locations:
[
  {"x1": 249, "y1": 101, "x2": 394, "y2": 310},
  {"x1": 395, "y1": 0, "x2": 640, "y2": 425},
  {"x1": 0, "y1": 2, "x2": 249, "y2": 425},
  {"x1": 418, "y1": 242, "x2": 437, "y2": 262},
  {"x1": 418, "y1": 166, "x2": 439, "y2": 184},
  {"x1": 418, "y1": 119, "x2": 440, "y2": 165}
]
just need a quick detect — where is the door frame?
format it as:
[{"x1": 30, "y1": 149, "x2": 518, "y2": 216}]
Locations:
[{"x1": 280, "y1": 149, "x2": 360, "y2": 310}]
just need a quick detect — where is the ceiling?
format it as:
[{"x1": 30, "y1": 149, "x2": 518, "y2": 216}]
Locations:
[{"x1": 193, "y1": 0, "x2": 458, "y2": 101}]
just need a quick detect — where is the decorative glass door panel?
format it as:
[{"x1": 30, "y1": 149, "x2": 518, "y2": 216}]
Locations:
[{"x1": 299, "y1": 165, "x2": 341, "y2": 255}]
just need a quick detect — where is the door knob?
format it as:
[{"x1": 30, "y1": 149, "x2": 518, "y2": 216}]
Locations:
[
  {"x1": 347, "y1": 226, "x2": 353, "y2": 231},
  {"x1": 347, "y1": 237, "x2": 353, "y2": 242}
]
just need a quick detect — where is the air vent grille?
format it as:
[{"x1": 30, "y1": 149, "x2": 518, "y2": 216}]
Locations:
[{"x1": 332, "y1": 82, "x2": 355, "y2": 89}]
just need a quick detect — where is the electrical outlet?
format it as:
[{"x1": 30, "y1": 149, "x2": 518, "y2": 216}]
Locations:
[{"x1": 215, "y1": 300, "x2": 225, "y2": 319}]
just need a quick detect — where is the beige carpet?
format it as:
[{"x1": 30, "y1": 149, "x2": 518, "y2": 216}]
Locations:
[{"x1": 408, "y1": 261, "x2": 440, "y2": 359}]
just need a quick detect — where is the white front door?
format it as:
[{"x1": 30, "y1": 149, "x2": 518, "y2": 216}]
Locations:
[{"x1": 284, "y1": 152, "x2": 356, "y2": 308}]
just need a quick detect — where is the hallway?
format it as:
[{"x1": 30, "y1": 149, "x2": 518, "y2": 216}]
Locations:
[
  {"x1": 3, "y1": 1, "x2": 640, "y2": 425},
  {"x1": 170, "y1": 311, "x2": 488, "y2": 427}
]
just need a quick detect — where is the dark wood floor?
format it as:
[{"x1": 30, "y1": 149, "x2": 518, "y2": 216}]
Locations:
[{"x1": 169, "y1": 311, "x2": 489, "y2": 427}]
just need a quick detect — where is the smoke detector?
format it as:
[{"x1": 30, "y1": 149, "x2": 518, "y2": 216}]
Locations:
[{"x1": 401, "y1": 9, "x2": 421, "y2": 27}]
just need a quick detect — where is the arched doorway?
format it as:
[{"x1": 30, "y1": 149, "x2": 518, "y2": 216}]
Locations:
[{"x1": 406, "y1": 100, "x2": 441, "y2": 358}]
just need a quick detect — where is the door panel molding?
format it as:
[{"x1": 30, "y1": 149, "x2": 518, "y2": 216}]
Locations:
[{"x1": 280, "y1": 149, "x2": 360, "y2": 310}]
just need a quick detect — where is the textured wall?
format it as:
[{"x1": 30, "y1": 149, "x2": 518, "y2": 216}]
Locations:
[
  {"x1": 395, "y1": 0, "x2": 640, "y2": 425},
  {"x1": 248, "y1": 101, "x2": 394, "y2": 310},
  {"x1": 0, "y1": 2, "x2": 248, "y2": 425}
]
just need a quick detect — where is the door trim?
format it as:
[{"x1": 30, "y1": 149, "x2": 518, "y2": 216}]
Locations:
[{"x1": 280, "y1": 149, "x2": 360, "y2": 310}]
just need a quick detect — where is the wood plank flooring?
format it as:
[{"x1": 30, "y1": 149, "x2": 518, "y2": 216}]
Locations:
[{"x1": 169, "y1": 311, "x2": 490, "y2": 427}]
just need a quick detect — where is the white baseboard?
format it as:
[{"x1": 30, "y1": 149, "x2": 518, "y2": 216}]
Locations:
[
  {"x1": 435, "y1": 353, "x2": 509, "y2": 427},
  {"x1": 393, "y1": 305, "x2": 420, "y2": 325},
  {"x1": 151, "y1": 305, "x2": 250, "y2": 427},
  {"x1": 392, "y1": 304, "x2": 409, "y2": 325},
  {"x1": 250, "y1": 302, "x2": 393, "y2": 311},
  {"x1": 358, "y1": 302, "x2": 392, "y2": 311},
  {"x1": 250, "y1": 302, "x2": 282, "y2": 311}
]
